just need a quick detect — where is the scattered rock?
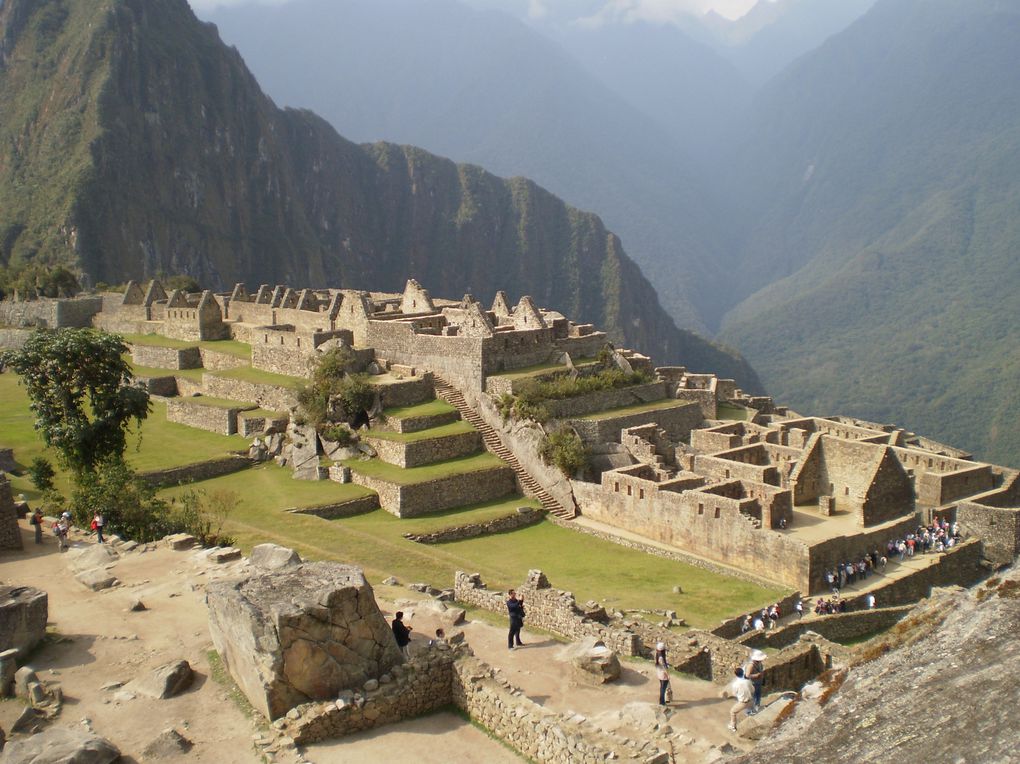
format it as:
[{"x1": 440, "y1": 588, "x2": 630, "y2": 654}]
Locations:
[
  {"x1": 75, "y1": 569, "x2": 120, "y2": 592},
  {"x1": 68, "y1": 545, "x2": 119, "y2": 573},
  {"x1": 672, "y1": 585, "x2": 683, "y2": 594},
  {"x1": 381, "y1": 576, "x2": 400, "y2": 586},
  {"x1": 1, "y1": 586, "x2": 49, "y2": 659},
  {"x1": 208, "y1": 547, "x2": 242, "y2": 564},
  {"x1": 129, "y1": 660, "x2": 194, "y2": 699},
  {"x1": 1, "y1": 726, "x2": 120, "y2": 763},
  {"x1": 142, "y1": 728, "x2": 193, "y2": 758},
  {"x1": 164, "y1": 533, "x2": 196, "y2": 551},
  {"x1": 11, "y1": 706, "x2": 43, "y2": 734},
  {"x1": 250, "y1": 543, "x2": 302, "y2": 570},
  {"x1": 128, "y1": 598, "x2": 147, "y2": 612},
  {"x1": 14, "y1": 667, "x2": 38, "y2": 699},
  {"x1": 407, "y1": 582, "x2": 431, "y2": 593},
  {"x1": 564, "y1": 636, "x2": 622, "y2": 684}
]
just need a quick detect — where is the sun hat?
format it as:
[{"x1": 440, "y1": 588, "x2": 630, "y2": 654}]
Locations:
[
  {"x1": 656, "y1": 642, "x2": 666, "y2": 651},
  {"x1": 750, "y1": 649, "x2": 767, "y2": 661}
]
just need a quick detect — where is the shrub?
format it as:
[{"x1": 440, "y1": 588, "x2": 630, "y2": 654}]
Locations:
[
  {"x1": 321, "y1": 423, "x2": 355, "y2": 446},
  {"x1": 539, "y1": 427, "x2": 589, "y2": 477},
  {"x1": 27, "y1": 456, "x2": 56, "y2": 491}
]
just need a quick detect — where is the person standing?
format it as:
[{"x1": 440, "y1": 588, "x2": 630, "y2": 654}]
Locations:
[
  {"x1": 745, "y1": 649, "x2": 766, "y2": 714},
  {"x1": 506, "y1": 589, "x2": 525, "y2": 649},
  {"x1": 724, "y1": 667, "x2": 754, "y2": 732},
  {"x1": 92, "y1": 511, "x2": 105, "y2": 544},
  {"x1": 391, "y1": 611, "x2": 412, "y2": 657},
  {"x1": 30, "y1": 508, "x2": 45, "y2": 545},
  {"x1": 54, "y1": 516, "x2": 69, "y2": 552},
  {"x1": 654, "y1": 642, "x2": 671, "y2": 706},
  {"x1": 794, "y1": 599, "x2": 804, "y2": 619}
]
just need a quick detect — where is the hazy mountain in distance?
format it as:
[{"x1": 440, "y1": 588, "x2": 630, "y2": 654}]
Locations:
[
  {"x1": 720, "y1": 0, "x2": 1020, "y2": 464},
  {"x1": 0, "y1": 0, "x2": 761, "y2": 387},
  {"x1": 202, "y1": 0, "x2": 736, "y2": 332}
]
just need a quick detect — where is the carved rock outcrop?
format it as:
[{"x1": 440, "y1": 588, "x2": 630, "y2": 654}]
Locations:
[{"x1": 206, "y1": 560, "x2": 403, "y2": 720}]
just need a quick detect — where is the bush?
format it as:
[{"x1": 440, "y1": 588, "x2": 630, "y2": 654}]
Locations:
[
  {"x1": 539, "y1": 427, "x2": 589, "y2": 477},
  {"x1": 27, "y1": 457, "x2": 56, "y2": 491},
  {"x1": 296, "y1": 348, "x2": 372, "y2": 427},
  {"x1": 321, "y1": 423, "x2": 355, "y2": 446}
]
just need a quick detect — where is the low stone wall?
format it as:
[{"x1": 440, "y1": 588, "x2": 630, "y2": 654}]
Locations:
[
  {"x1": 454, "y1": 570, "x2": 641, "y2": 656},
  {"x1": 131, "y1": 344, "x2": 202, "y2": 370},
  {"x1": 542, "y1": 382, "x2": 667, "y2": 420},
  {"x1": 373, "y1": 375, "x2": 435, "y2": 409},
  {"x1": 0, "y1": 328, "x2": 33, "y2": 350},
  {"x1": 166, "y1": 398, "x2": 252, "y2": 435},
  {"x1": 199, "y1": 347, "x2": 250, "y2": 370},
  {"x1": 958, "y1": 501, "x2": 1020, "y2": 567},
  {"x1": 137, "y1": 375, "x2": 179, "y2": 397},
  {"x1": 275, "y1": 648, "x2": 455, "y2": 745},
  {"x1": 287, "y1": 495, "x2": 380, "y2": 519},
  {"x1": 202, "y1": 374, "x2": 298, "y2": 413},
  {"x1": 379, "y1": 409, "x2": 460, "y2": 434},
  {"x1": 712, "y1": 591, "x2": 803, "y2": 639},
  {"x1": 570, "y1": 401, "x2": 703, "y2": 444},
  {"x1": 0, "y1": 474, "x2": 22, "y2": 551},
  {"x1": 0, "y1": 296, "x2": 102, "y2": 329},
  {"x1": 404, "y1": 507, "x2": 543, "y2": 543},
  {"x1": 139, "y1": 455, "x2": 250, "y2": 487},
  {"x1": 238, "y1": 411, "x2": 289, "y2": 438},
  {"x1": 352, "y1": 466, "x2": 516, "y2": 518},
  {"x1": 364, "y1": 431, "x2": 482, "y2": 469},
  {"x1": 840, "y1": 540, "x2": 985, "y2": 610},
  {"x1": 0, "y1": 585, "x2": 48, "y2": 658},
  {"x1": 741, "y1": 606, "x2": 914, "y2": 651}
]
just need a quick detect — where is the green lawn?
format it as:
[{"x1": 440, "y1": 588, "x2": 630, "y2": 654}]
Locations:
[
  {"x1": 382, "y1": 399, "x2": 456, "y2": 419},
  {"x1": 717, "y1": 402, "x2": 754, "y2": 421},
  {"x1": 121, "y1": 333, "x2": 252, "y2": 359},
  {"x1": 342, "y1": 452, "x2": 505, "y2": 484},
  {"x1": 491, "y1": 356, "x2": 598, "y2": 381},
  {"x1": 580, "y1": 398, "x2": 690, "y2": 421},
  {"x1": 209, "y1": 366, "x2": 304, "y2": 389},
  {"x1": 156, "y1": 463, "x2": 782, "y2": 629},
  {"x1": 366, "y1": 420, "x2": 475, "y2": 443}
]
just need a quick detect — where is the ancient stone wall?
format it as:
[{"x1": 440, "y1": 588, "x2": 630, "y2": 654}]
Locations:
[
  {"x1": 353, "y1": 467, "x2": 516, "y2": 518},
  {"x1": 166, "y1": 399, "x2": 251, "y2": 435},
  {"x1": 806, "y1": 514, "x2": 922, "y2": 592},
  {"x1": 541, "y1": 382, "x2": 666, "y2": 420},
  {"x1": 202, "y1": 374, "x2": 298, "y2": 413},
  {"x1": 238, "y1": 411, "x2": 289, "y2": 438},
  {"x1": 0, "y1": 296, "x2": 101, "y2": 328},
  {"x1": 378, "y1": 409, "x2": 459, "y2": 434},
  {"x1": 364, "y1": 431, "x2": 482, "y2": 469},
  {"x1": 131, "y1": 345, "x2": 202, "y2": 370},
  {"x1": 0, "y1": 473, "x2": 22, "y2": 550},
  {"x1": 570, "y1": 401, "x2": 703, "y2": 444},
  {"x1": 694, "y1": 453, "x2": 779, "y2": 486},
  {"x1": 453, "y1": 571, "x2": 641, "y2": 656},
  {"x1": 740, "y1": 605, "x2": 914, "y2": 650},
  {"x1": 368, "y1": 321, "x2": 486, "y2": 388},
  {"x1": 137, "y1": 375, "x2": 179, "y2": 397},
  {"x1": 957, "y1": 502, "x2": 1020, "y2": 566},
  {"x1": 372, "y1": 375, "x2": 435, "y2": 409},
  {"x1": 404, "y1": 507, "x2": 543, "y2": 543},
  {"x1": 0, "y1": 586, "x2": 48, "y2": 657},
  {"x1": 915, "y1": 463, "x2": 995, "y2": 507},
  {"x1": 712, "y1": 590, "x2": 804, "y2": 639},
  {"x1": 199, "y1": 347, "x2": 250, "y2": 371},
  {"x1": 138, "y1": 456, "x2": 250, "y2": 488},
  {"x1": 286, "y1": 495, "x2": 380, "y2": 520},
  {"x1": 0, "y1": 327, "x2": 32, "y2": 349}
]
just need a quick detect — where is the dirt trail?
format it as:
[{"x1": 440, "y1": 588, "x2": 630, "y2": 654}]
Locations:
[{"x1": 1, "y1": 520, "x2": 751, "y2": 762}]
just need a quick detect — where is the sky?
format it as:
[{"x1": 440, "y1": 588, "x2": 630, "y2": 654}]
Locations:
[{"x1": 187, "y1": 0, "x2": 765, "y2": 22}]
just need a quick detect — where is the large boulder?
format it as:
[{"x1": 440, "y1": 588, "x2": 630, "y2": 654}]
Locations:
[
  {"x1": 564, "y1": 636, "x2": 622, "y2": 684},
  {"x1": 128, "y1": 659, "x2": 194, "y2": 699},
  {"x1": 1, "y1": 727, "x2": 120, "y2": 763},
  {"x1": 206, "y1": 561, "x2": 403, "y2": 720},
  {"x1": 74, "y1": 569, "x2": 119, "y2": 592},
  {"x1": 737, "y1": 695, "x2": 797, "y2": 740},
  {"x1": 250, "y1": 543, "x2": 302, "y2": 570},
  {"x1": 0, "y1": 586, "x2": 48, "y2": 659},
  {"x1": 68, "y1": 544, "x2": 119, "y2": 573}
]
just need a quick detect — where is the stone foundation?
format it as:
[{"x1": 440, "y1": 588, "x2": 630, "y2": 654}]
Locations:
[
  {"x1": 404, "y1": 507, "x2": 543, "y2": 543},
  {"x1": 364, "y1": 430, "x2": 482, "y2": 469},
  {"x1": 166, "y1": 398, "x2": 255, "y2": 435},
  {"x1": 0, "y1": 586, "x2": 48, "y2": 658},
  {"x1": 0, "y1": 473, "x2": 22, "y2": 551},
  {"x1": 138, "y1": 455, "x2": 250, "y2": 488},
  {"x1": 352, "y1": 466, "x2": 516, "y2": 518}
]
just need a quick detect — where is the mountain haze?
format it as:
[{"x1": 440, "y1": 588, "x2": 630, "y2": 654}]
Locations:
[{"x1": 0, "y1": 0, "x2": 761, "y2": 387}]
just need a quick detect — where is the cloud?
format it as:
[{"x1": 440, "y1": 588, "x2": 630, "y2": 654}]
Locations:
[{"x1": 578, "y1": 0, "x2": 761, "y2": 27}]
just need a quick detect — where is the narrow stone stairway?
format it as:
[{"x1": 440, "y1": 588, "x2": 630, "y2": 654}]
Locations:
[{"x1": 433, "y1": 376, "x2": 576, "y2": 520}]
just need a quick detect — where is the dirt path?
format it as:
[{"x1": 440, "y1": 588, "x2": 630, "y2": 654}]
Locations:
[{"x1": 1, "y1": 520, "x2": 751, "y2": 762}]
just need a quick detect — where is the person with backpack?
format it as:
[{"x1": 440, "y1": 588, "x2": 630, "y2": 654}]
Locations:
[
  {"x1": 30, "y1": 507, "x2": 44, "y2": 545},
  {"x1": 391, "y1": 611, "x2": 412, "y2": 657},
  {"x1": 91, "y1": 511, "x2": 105, "y2": 544},
  {"x1": 654, "y1": 642, "x2": 672, "y2": 706}
]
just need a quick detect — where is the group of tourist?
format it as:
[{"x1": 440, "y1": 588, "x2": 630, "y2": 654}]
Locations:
[
  {"x1": 813, "y1": 591, "x2": 877, "y2": 616},
  {"x1": 27, "y1": 509, "x2": 106, "y2": 550},
  {"x1": 723, "y1": 648, "x2": 767, "y2": 731},
  {"x1": 739, "y1": 600, "x2": 800, "y2": 634}
]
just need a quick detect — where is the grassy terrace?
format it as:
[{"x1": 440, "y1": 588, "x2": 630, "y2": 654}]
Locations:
[
  {"x1": 491, "y1": 356, "x2": 599, "y2": 381},
  {"x1": 120, "y1": 333, "x2": 253, "y2": 359},
  {"x1": 208, "y1": 366, "x2": 304, "y2": 389},
  {"x1": 178, "y1": 395, "x2": 256, "y2": 410},
  {"x1": 578, "y1": 397, "x2": 690, "y2": 420},
  {"x1": 718, "y1": 402, "x2": 754, "y2": 421},
  {"x1": 158, "y1": 464, "x2": 783, "y2": 629},
  {"x1": 382, "y1": 399, "x2": 457, "y2": 419},
  {"x1": 365, "y1": 420, "x2": 476, "y2": 443},
  {"x1": 129, "y1": 363, "x2": 206, "y2": 383},
  {"x1": 342, "y1": 452, "x2": 505, "y2": 484},
  {"x1": 0, "y1": 374, "x2": 246, "y2": 499}
]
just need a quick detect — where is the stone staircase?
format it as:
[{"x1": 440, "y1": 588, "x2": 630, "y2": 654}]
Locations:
[{"x1": 433, "y1": 377, "x2": 576, "y2": 520}]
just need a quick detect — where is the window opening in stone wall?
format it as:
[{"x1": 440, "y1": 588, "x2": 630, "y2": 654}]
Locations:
[
  {"x1": 614, "y1": 482, "x2": 619, "y2": 492},
  {"x1": 698, "y1": 503, "x2": 704, "y2": 515},
  {"x1": 714, "y1": 507, "x2": 720, "y2": 519},
  {"x1": 627, "y1": 485, "x2": 632, "y2": 496},
  {"x1": 639, "y1": 488, "x2": 645, "y2": 500},
  {"x1": 845, "y1": 486, "x2": 850, "y2": 496}
]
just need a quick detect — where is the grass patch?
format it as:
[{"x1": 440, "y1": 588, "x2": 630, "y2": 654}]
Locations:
[
  {"x1": 490, "y1": 356, "x2": 598, "y2": 381},
  {"x1": 121, "y1": 333, "x2": 252, "y2": 359},
  {"x1": 382, "y1": 399, "x2": 457, "y2": 419},
  {"x1": 210, "y1": 366, "x2": 304, "y2": 389},
  {"x1": 579, "y1": 398, "x2": 691, "y2": 421},
  {"x1": 342, "y1": 452, "x2": 506, "y2": 485},
  {"x1": 129, "y1": 363, "x2": 206, "y2": 383},
  {"x1": 365, "y1": 420, "x2": 476, "y2": 443},
  {"x1": 178, "y1": 395, "x2": 256, "y2": 410},
  {"x1": 717, "y1": 402, "x2": 754, "y2": 421}
]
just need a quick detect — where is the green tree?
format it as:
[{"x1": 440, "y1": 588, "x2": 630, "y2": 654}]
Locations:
[
  {"x1": 539, "y1": 426, "x2": 589, "y2": 477},
  {"x1": 27, "y1": 456, "x2": 56, "y2": 491},
  {"x1": 1, "y1": 329, "x2": 150, "y2": 477}
]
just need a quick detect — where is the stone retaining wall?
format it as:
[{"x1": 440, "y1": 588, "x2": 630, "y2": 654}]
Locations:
[
  {"x1": 454, "y1": 570, "x2": 641, "y2": 656},
  {"x1": 137, "y1": 375, "x2": 179, "y2": 396},
  {"x1": 373, "y1": 375, "x2": 435, "y2": 409},
  {"x1": 570, "y1": 401, "x2": 703, "y2": 444},
  {"x1": 542, "y1": 382, "x2": 667, "y2": 420},
  {"x1": 379, "y1": 409, "x2": 460, "y2": 434},
  {"x1": 199, "y1": 348, "x2": 250, "y2": 370},
  {"x1": 166, "y1": 398, "x2": 253, "y2": 435},
  {"x1": 0, "y1": 328, "x2": 33, "y2": 350},
  {"x1": 712, "y1": 591, "x2": 803, "y2": 639},
  {"x1": 404, "y1": 507, "x2": 543, "y2": 543},
  {"x1": 364, "y1": 431, "x2": 482, "y2": 469},
  {"x1": 352, "y1": 466, "x2": 516, "y2": 518},
  {"x1": 0, "y1": 473, "x2": 22, "y2": 550},
  {"x1": 0, "y1": 585, "x2": 48, "y2": 658},
  {"x1": 741, "y1": 606, "x2": 914, "y2": 651},
  {"x1": 202, "y1": 374, "x2": 298, "y2": 413},
  {"x1": 287, "y1": 495, "x2": 380, "y2": 519},
  {"x1": 238, "y1": 411, "x2": 289, "y2": 438},
  {"x1": 275, "y1": 649, "x2": 455, "y2": 745},
  {"x1": 139, "y1": 455, "x2": 250, "y2": 487},
  {"x1": 131, "y1": 344, "x2": 202, "y2": 370}
]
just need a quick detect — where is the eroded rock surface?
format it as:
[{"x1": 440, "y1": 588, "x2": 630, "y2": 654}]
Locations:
[
  {"x1": 0, "y1": 586, "x2": 48, "y2": 658},
  {"x1": 206, "y1": 561, "x2": 402, "y2": 720},
  {"x1": 1, "y1": 727, "x2": 120, "y2": 764}
]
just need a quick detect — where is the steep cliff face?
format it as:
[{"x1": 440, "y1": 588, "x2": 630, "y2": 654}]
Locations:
[{"x1": 0, "y1": 0, "x2": 760, "y2": 387}]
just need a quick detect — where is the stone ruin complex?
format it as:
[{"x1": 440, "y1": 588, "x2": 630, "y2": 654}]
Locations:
[{"x1": 2, "y1": 276, "x2": 1019, "y2": 757}]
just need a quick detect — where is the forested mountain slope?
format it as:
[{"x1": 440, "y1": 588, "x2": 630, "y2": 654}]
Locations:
[
  {"x1": 0, "y1": 0, "x2": 761, "y2": 387},
  {"x1": 720, "y1": 0, "x2": 1020, "y2": 464}
]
